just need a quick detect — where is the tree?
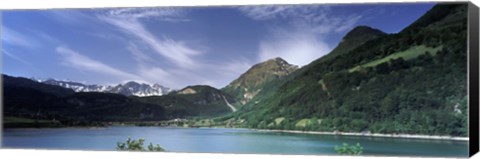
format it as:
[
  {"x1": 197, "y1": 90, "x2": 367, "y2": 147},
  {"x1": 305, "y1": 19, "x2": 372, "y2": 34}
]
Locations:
[
  {"x1": 335, "y1": 143, "x2": 363, "y2": 155},
  {"x1": 375, "y1": 62, "x2": 390, "y2": 74},
  {"x1": 116, "y1": 137, "x2": 165, "y2": 152}
]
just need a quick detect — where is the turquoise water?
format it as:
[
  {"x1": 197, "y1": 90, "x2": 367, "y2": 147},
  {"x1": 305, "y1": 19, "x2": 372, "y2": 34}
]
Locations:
[{"x1": 2, "y1": 126, "x2": 468, "y2": 157}]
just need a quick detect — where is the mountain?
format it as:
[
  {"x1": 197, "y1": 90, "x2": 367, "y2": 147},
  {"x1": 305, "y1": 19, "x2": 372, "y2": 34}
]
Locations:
[
  {"x1": 109, "y1": 81, "x2": 171, "y2": 97},
  {"x1": 4, "y1": 74, "x2": 237, "y2": 126},
  {"x1": 3, "y1": 74, "x2": 167, "y2": 127},
  {"x1": 225, "y1": 3, "x2": 468, "y2": 136},
  {"x1": 4, "y1": 75, "x2": 75, "y2": 96},
  {"x1": 312, "y1": 25, "x2": 387, "y2": 63},
  {"x1": 42, "y1": 79, "x2": 110, "y2": 92},
  {"x1": 222, "y1": 57, "x2": 298, "y2": 105},
  {"x1": 41, "y1": 79, "x2": 171, "y2": 97},
  {"x1": 139, "y1": 85, "x2": 236, "y2": 118},
  {"x1": 294, "y1": 25, "x2": 387, "y2": 83}
]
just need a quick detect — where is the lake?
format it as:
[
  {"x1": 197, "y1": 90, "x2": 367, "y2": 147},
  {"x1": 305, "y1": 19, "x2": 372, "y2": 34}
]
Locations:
[{"x1": 2, "y1": 126, "x2": 468, "y2": 157}]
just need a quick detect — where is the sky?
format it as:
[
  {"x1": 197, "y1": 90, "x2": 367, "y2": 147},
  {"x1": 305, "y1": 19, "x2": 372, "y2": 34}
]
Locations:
[{"x1": 1, "y1": 3, "x2": 435, "y2": 89}]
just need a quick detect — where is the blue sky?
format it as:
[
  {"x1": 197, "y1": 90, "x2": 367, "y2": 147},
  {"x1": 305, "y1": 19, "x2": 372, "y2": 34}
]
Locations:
[{"x1": 2, "y1": 3, "x2": 435, "y2": 89}]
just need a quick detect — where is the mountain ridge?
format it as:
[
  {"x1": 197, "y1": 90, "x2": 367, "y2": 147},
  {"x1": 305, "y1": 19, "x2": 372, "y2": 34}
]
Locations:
[
  {"x1": 3, "y1": 74, "x2": 168, "y2": 126},
  {"x1": 222, "y1": 57, "x2": 298, "y2": 105},
  {"x1": 140, "y1": 85, "x2": 236, "y2": 118},
  {"x1": 40, "y1": 79, "x2": 171, "y2": 97},
  {"x1": 306, "y1": 25, "x2": 387, "y2": 67}
]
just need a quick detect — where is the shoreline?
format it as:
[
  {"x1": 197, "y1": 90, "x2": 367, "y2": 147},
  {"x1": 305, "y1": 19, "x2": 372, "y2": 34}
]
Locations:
[
  {"x1": 250, "y1": 129, "x2": 469, "y2": 141},
  {"x1": 4, "y1": 125, "x2": 469, "y2": 141}
]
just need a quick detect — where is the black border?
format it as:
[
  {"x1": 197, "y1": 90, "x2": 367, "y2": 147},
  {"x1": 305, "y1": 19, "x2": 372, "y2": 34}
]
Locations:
[{"x1": 469, "y1": 2, "x2": 479, "y2": 157}]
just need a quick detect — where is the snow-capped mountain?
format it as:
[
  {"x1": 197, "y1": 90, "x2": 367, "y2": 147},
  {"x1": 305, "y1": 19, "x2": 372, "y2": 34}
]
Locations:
[
  {"x1": 40, "y1": 79, "x2": 171, "y2": 97},
  {"x1": 109, "y1": 81, "x2": 171, "y2": 97},
  {"x1": 42, "y1": 79, "x2": 111, "y2": 92}
]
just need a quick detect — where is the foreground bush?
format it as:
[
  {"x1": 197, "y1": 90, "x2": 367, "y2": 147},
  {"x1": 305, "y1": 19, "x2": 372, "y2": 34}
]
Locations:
[
  {"x1": 116, "y1": 137, "x2": 165, "y2": 152},
  {"x1": 335, "y1": 143, "x2": 363, "y2": 155}
]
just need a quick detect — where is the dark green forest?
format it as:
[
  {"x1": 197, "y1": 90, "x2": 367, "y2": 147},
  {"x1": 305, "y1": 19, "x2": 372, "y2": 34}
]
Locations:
[{"x1": 138, "y1": 85, "x2": 235, "y2": 118}]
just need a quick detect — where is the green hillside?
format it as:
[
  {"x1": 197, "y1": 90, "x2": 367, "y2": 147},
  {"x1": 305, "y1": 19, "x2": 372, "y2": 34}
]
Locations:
[
  {"x1": 139, "y1": 85, "x2": 236, "y2": 118},
  {"x1": 349, "y1": 45, "x2": 443, "y2": 72},
  {"x1": 222, "y1": 57, "x2": 298, "y2": 106},
  {"x1": 225, "y1": 3, "x2": 468, "y2": 136},
  {"x1": 317, "y1": 25, "x2": 387, "y2": 62}
]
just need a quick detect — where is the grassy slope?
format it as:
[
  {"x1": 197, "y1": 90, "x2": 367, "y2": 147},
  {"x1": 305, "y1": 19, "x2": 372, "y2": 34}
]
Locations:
[{"x1": 349, "y1": 45, "x2": 443, "y2": 72}]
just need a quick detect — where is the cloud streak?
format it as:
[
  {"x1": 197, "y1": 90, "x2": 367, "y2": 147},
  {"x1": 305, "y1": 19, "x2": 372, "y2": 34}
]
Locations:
[
  {"x1": 2, "y1": 49, "x2": 32, "y2": 65},
  {"x1": 105, "y1": 8, "x2": 190, "y2": 22},
  {"x1": 2, "y1": 26, "x2": 39, "y2": 48},
  {"x1": 238, "y1": 5, "x2": 361, "y2": 34},
  {"x1": 127, "y1": 42, "x2": 154, "y2": 63},
  {"x1": 56, "y1": 46, "x2": 139, "y2": 80},
  {"x1": 97, "y1": 8, "x2": 202, "y2": 69}
]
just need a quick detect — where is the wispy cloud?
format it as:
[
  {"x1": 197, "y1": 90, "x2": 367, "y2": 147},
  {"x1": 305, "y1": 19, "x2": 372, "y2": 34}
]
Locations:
[
  {"x1": 2, "y1": 26, "x2": 39, "y2": 48},
  {"x1": 127, "y1": 42, "x2": 154, "y2": 63},
  {"x1": 238, "y1": 5, "x2": 363, "y2": 66},
  {"x1": 135, "y1": 65, "x2": 176, "y2": 86},
  {"x1": 86, "y1": 32, "x2": 125, "y2": 41},
  {"x1": 105, "y1": 8, "x2": 190, "y2": 22},
  {"x1": 97, "y1": 8, "x2": 202, "y2": 69},
  {"x1": 56, "y1": 46, "x2": 139, "y2": 80},
  {"x1": 238, "y1": 5, "x2": 296, "y2": 21},
  {"x1": 2, "y1": 49, "x2": 32, "y2": 65},
  {"x1": 239, "y1": 5, "x2": 361, "y2": 34},
  {"x1": 47, "y1": 10, "x2": 99, "y2": 26},
  {"x1": 23, "y1": 28, "x2": 63, "y2": 46}
]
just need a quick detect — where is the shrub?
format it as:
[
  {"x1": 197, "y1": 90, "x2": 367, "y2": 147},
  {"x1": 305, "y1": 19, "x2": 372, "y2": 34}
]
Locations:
[
  {"x1": 116, "y1": 137, "x2": 165, "y2": 152},
  {"x1": 335, "y1": 143, "x2": 363, "y2": 155}
]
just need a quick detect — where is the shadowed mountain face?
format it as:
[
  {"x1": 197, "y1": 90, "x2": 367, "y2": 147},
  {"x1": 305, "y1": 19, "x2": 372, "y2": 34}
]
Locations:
[
  {"x1": 4, "y1": 75, "x2": 75, "y2": 97},
  {"x1": 226, "y1": 3, "x2": 468, "y2": 136},
  {"x1": 222, "y1": 57, "x2": 298, "y2": 105},
  {"x1": 139, "y1": 85, "x2": 236, "y2": 118}
]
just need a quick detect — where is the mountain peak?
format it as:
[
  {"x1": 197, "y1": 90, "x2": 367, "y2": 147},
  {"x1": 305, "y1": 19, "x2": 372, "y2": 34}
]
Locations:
[
  {"x1": 124, "y1": 81, "x2": 141, "y2": 86},
  {"x1": 250, "y1": 57, "x2": 298, "y2": 76},
  {"x1": 177, "y1": 85, "x2": 217, "y2": 95},
  {"x1": 268, "y1": 57, "x2": 293, "y2": 66},
  {"x1": 316, "y1": 25, "x2": 386, "y2": 61},
  {"x1": 271, "y1": 57, "x2": 286, "y2": 62},
  {"x1": 342, "y1": 25, "x2": 386, "y2": 42},
  {"x1": 222, "y1": 57, "x2": 298, "y2": 105}
]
